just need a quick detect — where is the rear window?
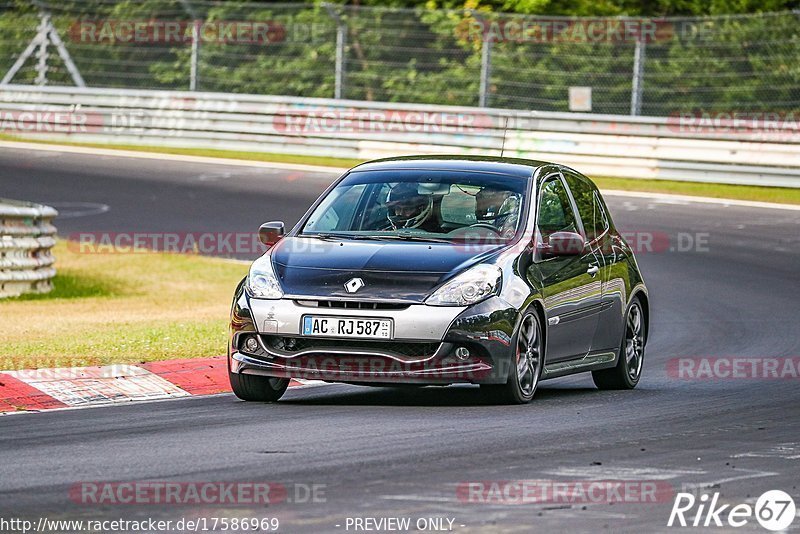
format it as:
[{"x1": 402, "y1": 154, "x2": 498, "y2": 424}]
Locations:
[{"x1": 440, "y1": 184, "x2": 479, "y2": 225}]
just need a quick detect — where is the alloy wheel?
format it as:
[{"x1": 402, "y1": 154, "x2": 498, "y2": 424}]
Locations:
[
  {"x1": 625, "y1": 303, "x2": 645, "y2": 381},
  {"x1": 516, "y1": 313, "x2": 542, "y2": 398}
]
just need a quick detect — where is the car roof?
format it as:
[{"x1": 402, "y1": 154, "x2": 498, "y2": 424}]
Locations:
[{"x1": 350, "y1": 155, "x2": 553, "y2": 178}]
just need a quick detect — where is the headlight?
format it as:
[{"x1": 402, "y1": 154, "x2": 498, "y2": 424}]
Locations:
[
  {"x1": 247, "y1": 254, "x2": 283, "y2": 299},
  {"x1": 426, "y1": 264, "x2": 501, "y2": 306}
]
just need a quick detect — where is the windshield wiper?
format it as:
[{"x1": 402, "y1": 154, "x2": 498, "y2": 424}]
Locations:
[
  {"x1": 301, "y1": 233, "x2": 346, "y2": 241},
  {"x1": 302, "y1": 233, "x2": 452, "y2": 244},
  {"x1": 302, "y1": 233, "x2": 391, "y2": 241},
  {"x1": 374, "y1": 233, "x2": 453, "y2": 244}
]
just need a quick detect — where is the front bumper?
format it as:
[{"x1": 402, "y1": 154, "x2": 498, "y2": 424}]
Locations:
[{"x1": 228, "y1": 283, "x2": 518, "y2": 385}]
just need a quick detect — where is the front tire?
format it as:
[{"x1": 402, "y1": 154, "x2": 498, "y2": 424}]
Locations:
[
  {"x1": 229, "y1": 372, "x2": 289, "y2": 402},
  {"x1": 481, "y1": 310, "x2": 543, "y2": 404},
  {"x1": 592, "y1": 297, "x2": 645, "y2": 390}
]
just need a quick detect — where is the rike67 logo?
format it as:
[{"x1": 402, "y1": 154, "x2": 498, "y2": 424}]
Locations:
[{"x1": 668, "y1": 490, "x2": 796, "y2": 531}]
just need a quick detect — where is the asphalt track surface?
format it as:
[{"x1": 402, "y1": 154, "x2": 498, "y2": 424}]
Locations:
[{"x1": 1, "y1": 146, "x2": 799, "y2": 533}]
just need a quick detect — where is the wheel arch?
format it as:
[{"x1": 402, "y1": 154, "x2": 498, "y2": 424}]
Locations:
[
  {"x1": 528, "y1": 299, "x2": 548, "y2": 360},
  {"x1": 630, "y1": 287, "x2": 650, "y2": 344}
]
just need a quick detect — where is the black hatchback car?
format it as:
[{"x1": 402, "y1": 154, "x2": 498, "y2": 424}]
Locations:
[{"x1": 228, "y1": 156, "x2": 649, "y2": 404}]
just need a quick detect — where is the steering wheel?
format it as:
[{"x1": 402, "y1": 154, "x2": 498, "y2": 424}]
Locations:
[{"x1": 469, "y1": 222, "x2": 501, "y2": 234}]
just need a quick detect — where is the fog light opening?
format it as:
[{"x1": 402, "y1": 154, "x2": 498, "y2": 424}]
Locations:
[
  {"x1": 243, "y1": 335, "x2": 259, "y2": 353},
  {"x1": 455, "y1": 346, "x2": 470, "y2": 361}
]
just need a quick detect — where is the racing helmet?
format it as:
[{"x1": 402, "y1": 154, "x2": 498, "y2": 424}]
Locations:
[{"x1": 386, "y1": 183, "x2": 433, "y2": 229}]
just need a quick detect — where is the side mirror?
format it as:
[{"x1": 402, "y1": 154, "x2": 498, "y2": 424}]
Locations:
[
  {"x1": 258, "y1": 221, "x2": 285, "y2": 247},
  {"x1": 538, "y1": 231, "x2": 585, "y2": 257}
]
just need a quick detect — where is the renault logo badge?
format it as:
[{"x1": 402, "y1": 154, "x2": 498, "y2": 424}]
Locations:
[{"x1": 344, "y1": 278, "x2": 365, "y2": 293}]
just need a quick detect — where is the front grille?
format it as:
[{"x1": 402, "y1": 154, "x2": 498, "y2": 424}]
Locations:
[
  {"x1": 261, "y1": 335, "x2": 442, "y2": 359},
  {"x1": 294, "y1": 299, "x2": 410, "y2": 311}
]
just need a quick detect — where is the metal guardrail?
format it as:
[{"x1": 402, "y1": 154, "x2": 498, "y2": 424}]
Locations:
[
  {"x1": 0, "y1": 198, "x2": 57, "y2": 298},
  {"x1": 1, "y1": 85, "x2": 799, "y2": 188}
]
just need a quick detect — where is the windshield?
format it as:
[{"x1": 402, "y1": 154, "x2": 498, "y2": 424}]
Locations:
[{"x1": 300, "y1": 170, "x2": 527, "y2": 242}]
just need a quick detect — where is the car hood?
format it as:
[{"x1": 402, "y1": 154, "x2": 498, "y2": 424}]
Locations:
[{"x1": 270, "y1": 237, "x2": 505, "y2": 302}]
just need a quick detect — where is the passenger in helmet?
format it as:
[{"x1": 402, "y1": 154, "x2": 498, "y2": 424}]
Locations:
[
  {"x1": 475, "y1": 187, "x2": 519, "y2": 238},
  {"x1": 385, "y1": 182, "x2": 438, "y2": 232}
]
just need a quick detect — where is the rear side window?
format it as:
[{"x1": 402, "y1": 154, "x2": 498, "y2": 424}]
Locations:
[
  {"x1": 593, "y1": 191, "x2": 610, "y2": 236},
  {"x1": 564, "y1": 171, "x2": 606, "y2": 242}
]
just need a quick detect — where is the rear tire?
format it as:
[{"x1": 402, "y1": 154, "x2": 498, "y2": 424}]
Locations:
[
  {"x1": 229, "y1": 372, "x2": 289, "y2": 402},
  {"x1": 481, "y1": 310, "x2": 543, "y2": 404},
  {"x1": 592, "y1": 297, "x2": 645, "y2": 390}
]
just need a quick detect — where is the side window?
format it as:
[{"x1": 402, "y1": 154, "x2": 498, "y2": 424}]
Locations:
[
  {"x1": 537, "y1": 177, "x2": 578, "y2": 238},
  {"x1": 304, "y1": 184, "x2": 366, "y2": 232}
]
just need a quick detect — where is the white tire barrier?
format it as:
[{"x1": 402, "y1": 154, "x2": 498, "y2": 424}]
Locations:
[{"x1": 0, "y1": 199, "x2": 57, "y2": 298}]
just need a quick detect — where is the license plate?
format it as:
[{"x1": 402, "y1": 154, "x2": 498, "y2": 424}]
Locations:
[{"x1": 302, "y1": 316, "x2": 393, "y2": 339}]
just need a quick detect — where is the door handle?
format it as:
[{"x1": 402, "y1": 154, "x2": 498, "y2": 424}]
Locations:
[{"x1": 587, "y1": 265, "x2": 599, "y2": 277}]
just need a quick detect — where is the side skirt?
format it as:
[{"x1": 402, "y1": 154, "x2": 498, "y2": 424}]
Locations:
[{"x1": 541, "y1": 350, "x2": 617, "y2": 380}]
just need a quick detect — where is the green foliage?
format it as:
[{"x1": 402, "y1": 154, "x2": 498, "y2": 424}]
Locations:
[{"x1": 1, "y1": 1, "x2": 798, "y2": 114}]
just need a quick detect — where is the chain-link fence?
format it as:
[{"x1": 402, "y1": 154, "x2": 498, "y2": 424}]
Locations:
[{"x1": 1, "y1": 1, "x2": 799, "y2": 116}]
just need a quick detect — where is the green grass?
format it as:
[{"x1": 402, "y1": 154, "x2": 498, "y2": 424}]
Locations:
[
  {"x1": 0, "y1": 319, "x2": 226, "y2": 371},
  {"x1": 9, "y1": 271, "x2": 123, "y2": 301},
  {"x1": 593, "y1": 176, "x2": 800, "y2": 205},
  {"x1": 3, "y1": 133, "x2": 799, "y2": 204},
  {"x1": 0, "y1": 241, "x2": 247, "y2": 370}
]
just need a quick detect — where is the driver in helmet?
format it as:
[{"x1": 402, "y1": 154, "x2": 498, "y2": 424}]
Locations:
[
  {"x1": 385, "y1": 182, "x2": 439, "y2": 232},
  {"x1": 475, "y1": 187, "x2": 519, "y2": 238}
]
